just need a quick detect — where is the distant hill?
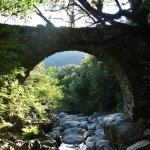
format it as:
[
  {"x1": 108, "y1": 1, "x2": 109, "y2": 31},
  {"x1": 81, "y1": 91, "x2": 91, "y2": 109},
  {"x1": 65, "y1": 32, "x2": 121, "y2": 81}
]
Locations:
[{"x1": 44, "y1": 51, "x2": 86, "y2": 68}]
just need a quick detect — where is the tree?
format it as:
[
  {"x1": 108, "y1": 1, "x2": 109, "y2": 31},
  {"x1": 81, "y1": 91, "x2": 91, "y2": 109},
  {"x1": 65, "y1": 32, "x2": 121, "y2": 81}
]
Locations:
[
  {"x1": 54, "y1": 65, "x2": 80, "y2": 113},
  {"x1": 1, "y1": 0, "x2": 150, "y2": 28},
  {"x1": 53, "y1": 56, "x2": 123, "y2": 115},
  {"x1": 73, "y1": 55, "x2": 123, "y2": 114}
]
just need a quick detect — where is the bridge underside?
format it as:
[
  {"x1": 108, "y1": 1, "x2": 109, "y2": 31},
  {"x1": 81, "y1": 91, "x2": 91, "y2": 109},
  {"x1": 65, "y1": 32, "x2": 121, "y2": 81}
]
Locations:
[{"x1": 0, "y1": 23, "x2": 150, "y2": 120}]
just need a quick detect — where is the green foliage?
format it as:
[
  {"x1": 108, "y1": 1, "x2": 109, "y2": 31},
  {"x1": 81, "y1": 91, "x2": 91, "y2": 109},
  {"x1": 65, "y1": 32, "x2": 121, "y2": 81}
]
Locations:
[
  {"x1": 54, "y1": 55, "x2": 123, "y2": 114},
  {"x1": 21, "y1": 125, "x2": 43, "y2": 139},
  {"x1": 0, "y1": 67, "x2": 47, "y2": 122},
  {"x1": 0, "y1": 0, "x2": 45, "y2": 19},
  {"x1": 25, "y1": 63, "x2": 64, "y2": 111},
  {"x1": 54, "y1": 65, "x2": 80, "y2": 113}
]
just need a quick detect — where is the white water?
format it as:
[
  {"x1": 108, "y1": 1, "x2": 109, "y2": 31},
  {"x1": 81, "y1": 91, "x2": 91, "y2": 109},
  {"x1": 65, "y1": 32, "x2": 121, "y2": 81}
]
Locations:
[{"x1": 59, "y1": 143, "x2": 86, "y2": 150}]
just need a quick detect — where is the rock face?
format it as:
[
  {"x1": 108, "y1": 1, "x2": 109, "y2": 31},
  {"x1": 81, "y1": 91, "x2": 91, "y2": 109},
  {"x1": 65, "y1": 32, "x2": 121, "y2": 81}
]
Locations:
[{"x1": 103, "y1": 113, "x2": 142, "y2": 150}]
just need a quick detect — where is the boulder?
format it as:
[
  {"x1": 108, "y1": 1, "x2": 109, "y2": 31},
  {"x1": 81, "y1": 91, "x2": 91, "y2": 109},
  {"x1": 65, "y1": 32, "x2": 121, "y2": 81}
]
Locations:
[
  {"x1": 126, "y1": 140, "x2": 150, "y2": 150},
  {"x1": 62, "y1": 127, "x2": 85, "y2": 144},
  {"x1": 78, "y1": 116, "x2": 89, "y2": 121},
  {"x1": 96, "y1": 140, "x2": 113, "y2": 150},
  {"x1": 103, "y1": 113, "x2": 142, "y2": 150},
  {"x1": 87, "y1": 123, "x2": 96, "y2": 131},
  {"x1": 95, "y1": 129, "x2": 106, "y2": 140},
  {"x1": 62, "y1": 134, "x2": 84, "y2": 144},
  {"x1": 62, "y1": 127, "x2": 85, "y2": 136},
  {"x1": 59, "y1": 112, "x2": 68, "y2": 118},
  {"x1": 144, "y1": 129, "x2": 150, "y2": 140},
  {"x1": 59, "y1": 115, "x2": 79, "y2": 127},
  {"x1": 79, "y1": 121, "x2": 88, "y2": 130},
  {"x1": 61, "y1": 121, "x2": 80, "y2": 129}
]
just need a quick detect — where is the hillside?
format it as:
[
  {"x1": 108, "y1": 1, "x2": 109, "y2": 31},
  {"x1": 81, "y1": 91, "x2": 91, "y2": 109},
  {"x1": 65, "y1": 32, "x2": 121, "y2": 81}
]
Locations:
[{"x1": 44, "y1": 51, "x2": 86, "y2": 68}]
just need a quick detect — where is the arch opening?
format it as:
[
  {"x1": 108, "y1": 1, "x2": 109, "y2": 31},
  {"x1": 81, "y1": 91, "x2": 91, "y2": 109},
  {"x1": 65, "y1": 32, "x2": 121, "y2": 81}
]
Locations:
[{"x1": 26, "y1": 50, "x2": 134, "y2": 119}]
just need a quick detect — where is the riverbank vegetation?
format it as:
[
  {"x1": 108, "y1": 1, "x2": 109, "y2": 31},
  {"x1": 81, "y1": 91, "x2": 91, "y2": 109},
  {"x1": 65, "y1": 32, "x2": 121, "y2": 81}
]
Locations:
[{"x1": 0, "y1": 54, "x2": 123, "y2": 130}]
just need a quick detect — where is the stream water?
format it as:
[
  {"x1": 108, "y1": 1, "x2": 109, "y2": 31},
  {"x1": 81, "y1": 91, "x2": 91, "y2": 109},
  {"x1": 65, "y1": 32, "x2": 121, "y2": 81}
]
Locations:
[{"x1": 59, "y1": 143, "x2": 86, "y2": 150}]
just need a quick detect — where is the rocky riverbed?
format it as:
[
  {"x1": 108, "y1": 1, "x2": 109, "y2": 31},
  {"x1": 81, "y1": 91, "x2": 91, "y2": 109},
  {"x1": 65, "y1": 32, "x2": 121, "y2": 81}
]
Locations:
[
  {"x1": 0, "y1": 112, "x2": 150, "y2": 150},
  {"x1": 46, "y1": 112, "x2": 150, "y2": 150}
]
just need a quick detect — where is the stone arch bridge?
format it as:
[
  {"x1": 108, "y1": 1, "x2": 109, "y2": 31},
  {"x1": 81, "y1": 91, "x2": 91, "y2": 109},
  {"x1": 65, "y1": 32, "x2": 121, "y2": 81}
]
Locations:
[{"x1": 0, "y1": 23, "x2": 150, "y2": 121}]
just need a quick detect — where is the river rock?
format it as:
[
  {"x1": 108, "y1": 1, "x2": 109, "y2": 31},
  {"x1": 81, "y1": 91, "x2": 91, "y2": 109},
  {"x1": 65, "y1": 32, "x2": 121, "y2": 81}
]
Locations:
[
  {"x1": 126, "y1": 140, "x2": 150, "y2": 150},
  {"x1": 78, "y1": 116, "x2": 89, "y2": 121},
  {"x1": 79, "y1": 121, "x2": 88, "y2": 130},
  {"x1": 61, "y1": 121, "x2": 80, "y2": 129},
  {"x1": 88, "y1": 122, "x2": 97, "y2": 130},
  {"x1": 59, "y1": 115, "x2": 79, "y2": 127},
  {"x1": 62, "y1": 134, "x2": 84, "y2": 144},
  {"x1": 62, "y1": 127, "x2": 85, "y2": 144},
  {"x1": 95, "y1": 129, "x2": 106, "y2": 140},
  {"x1": 86, "y1": 142, "x2": 95, "y2": 150},
  {"x1": 96, "y1": 140, "x2": 113, "y2": 150},
  {"x1": 59, "y1": 112, "x2": 67, "y2": 118},
  {"x1": 103, "y1": 113, "x2": 142, "y2": 150},
  {"x1": 62, "y1": 127, "x2": 85, "y2": 136},
  {"x1": 144, "y1": 129, "x2": 150, "y2": 140}
]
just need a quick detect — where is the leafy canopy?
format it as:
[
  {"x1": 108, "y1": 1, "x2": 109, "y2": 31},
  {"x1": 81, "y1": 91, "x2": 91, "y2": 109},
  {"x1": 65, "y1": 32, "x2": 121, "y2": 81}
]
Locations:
[
  {"x1": 54, "y1": 55, "x2": 123, "y2": 114},
  {"x1": 0, "y1": 0, "x2": 150, "y2": 28}
]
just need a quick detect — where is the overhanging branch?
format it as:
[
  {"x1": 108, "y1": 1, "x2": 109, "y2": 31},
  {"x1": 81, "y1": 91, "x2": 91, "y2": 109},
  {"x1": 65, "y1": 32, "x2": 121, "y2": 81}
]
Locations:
[{"x1": 33, "y1": 4, "x2": 54, "y2": 27}]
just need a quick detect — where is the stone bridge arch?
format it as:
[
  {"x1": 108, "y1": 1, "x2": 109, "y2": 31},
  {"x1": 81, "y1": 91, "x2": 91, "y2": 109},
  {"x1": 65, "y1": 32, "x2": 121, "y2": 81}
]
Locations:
[{"x1": 0, "y1": 23, "x2": 150, "y2": 120}]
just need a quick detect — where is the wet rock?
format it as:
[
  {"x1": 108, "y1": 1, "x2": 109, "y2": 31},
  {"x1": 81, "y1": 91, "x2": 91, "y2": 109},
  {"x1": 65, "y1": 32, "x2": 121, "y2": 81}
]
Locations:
[
  {"x1": 59, "y1": 115, "x2": 79, "y2": 127},
  {"x1": 126, "y1": 140, "x2": 150, "y2": 150},
  {"x1": 59, "y1": 112, "x2": 67, "y2": 118},
  {"x1": 87, "y1": 123, "x2": 96, "y2": 131},
  {"x1": 79, "y1": 121, "x2": 88, "y2": 130},
  {"x1": 144, "y1": 129, "x2": 150, "y2": 140},
  {"x1": 62, "y1": 121, "x2": 80, "y2": 129},
  {"x1": 30, "y1": 140, "x2": 41, "y2": 150},
  {"x1": 62, "y1": 127, "x2": 85, "y2": 144},
  {"x1": 95, "y1": 129, "x2": 106, "y2": 140},
  {"x1": 96, "y1": 140, "x2": 113, "y2": 150},
  {"x1": 102, "y1": 113, "x2": 130, "y2": 126},
  {"x1": 62, "y1": 134, "x2": 84, "y2": 144},
  {"x1": 86, "y1": 142, "x2": 95, "y2": 150},
  {"x1": 78, "y1": 116, "x2": 88, "y2": 121},
  {"x1": 103, "y1": 113, "x2": 142, "y2": 150},
  {"x1": 62, "y1": 127, "x2": 85, "y2": 136}
]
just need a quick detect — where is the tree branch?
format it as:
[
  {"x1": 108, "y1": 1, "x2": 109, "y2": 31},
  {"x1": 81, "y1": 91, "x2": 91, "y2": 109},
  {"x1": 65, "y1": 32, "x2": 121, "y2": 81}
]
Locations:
[
  {"x1": 33, "y1": 4, "x2": 54, "y2": 27},
  {"x1": 114, "y1": 0, "x2": 122, "y2": 10}
]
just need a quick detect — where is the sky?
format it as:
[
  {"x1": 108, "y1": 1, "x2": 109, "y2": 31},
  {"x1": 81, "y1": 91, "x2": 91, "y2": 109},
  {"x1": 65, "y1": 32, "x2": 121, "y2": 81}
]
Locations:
[{"x1": 0, "y1": 0, "x2": 129, "y2": 27}]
